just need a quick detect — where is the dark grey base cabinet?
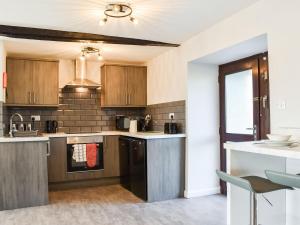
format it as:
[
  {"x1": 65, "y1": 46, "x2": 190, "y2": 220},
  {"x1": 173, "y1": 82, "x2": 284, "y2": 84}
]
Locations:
[
  {"x1": 0, "y1": 142, "x2": 49, "y2": 211},
  {"x1": 147, "y1": 138, "x2": 185, "y2": 202},
  {"x1": 119, "y1": 137, "x2": 185, "y2": 202}
]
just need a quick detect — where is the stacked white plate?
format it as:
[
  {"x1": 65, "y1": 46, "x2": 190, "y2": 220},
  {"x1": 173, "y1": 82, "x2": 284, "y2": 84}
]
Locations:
[{"x1": 262, "y1": 134, "x2": 295, "y2": 147}]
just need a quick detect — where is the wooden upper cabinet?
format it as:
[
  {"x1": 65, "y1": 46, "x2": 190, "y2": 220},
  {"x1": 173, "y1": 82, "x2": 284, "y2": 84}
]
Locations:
[
  {"x1": 101, "y1": 65, "x2": 147, "y2": 107},
  {"x1": 32, "y1": 60, "x2": 59, "y2": 105},
  {"x1": 6, "y1": 59, "x2": 33, "y2": 105},
  {"x1": 101, "y1": 65, "x2": 127, "y2": 107},
  {"x1": 127, "y1": 66, "x2": 147, "y2": 107},
  {"x1": 6, "y1": 58, "x2": 59, "y2": 106}
]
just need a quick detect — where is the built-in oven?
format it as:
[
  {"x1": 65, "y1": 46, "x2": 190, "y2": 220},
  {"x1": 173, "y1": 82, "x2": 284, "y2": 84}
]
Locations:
[{"x1": 67, "y1": 136, "x2": 104, "y2": 172}]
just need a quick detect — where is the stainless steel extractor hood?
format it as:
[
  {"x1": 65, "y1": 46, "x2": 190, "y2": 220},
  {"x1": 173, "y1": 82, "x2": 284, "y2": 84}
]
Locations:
[{"x1": 65, "y1": 59, "x2": 101, "y2": 89}]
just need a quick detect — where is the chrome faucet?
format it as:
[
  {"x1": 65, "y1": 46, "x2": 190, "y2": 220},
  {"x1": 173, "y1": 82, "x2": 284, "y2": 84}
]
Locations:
[{"x1": 9, "y1": 113, "x2": 24, "y2": 137}]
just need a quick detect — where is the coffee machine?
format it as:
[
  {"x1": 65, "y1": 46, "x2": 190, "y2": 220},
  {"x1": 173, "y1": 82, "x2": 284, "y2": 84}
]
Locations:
[{"x1": 46, "y1": 120, "x2": 58, "y2": 133}]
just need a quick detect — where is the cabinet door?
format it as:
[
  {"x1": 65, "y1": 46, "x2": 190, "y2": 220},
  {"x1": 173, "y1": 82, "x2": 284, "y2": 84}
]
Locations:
[
  {"x1": 0, "y1": 142, "x2": 48, "y2": 210},
  {"x1": 101, "y1": 65, "x2": 127, "y2": 107},
  {"x1": 127, "y1": 66, "x2": 147, "y2": 106},
  {"x1": 32, "y1": 60, "x2": 59, "y2": 105},
  {"x1": 6, "y1": 59, "x2": 33, "y2": 105},
  {"x1": 103, "y1": 136, "x2": 120, "y2": 177},
  {"x1": 47, "y1": 138, "x2": 67, "y2": 183}
]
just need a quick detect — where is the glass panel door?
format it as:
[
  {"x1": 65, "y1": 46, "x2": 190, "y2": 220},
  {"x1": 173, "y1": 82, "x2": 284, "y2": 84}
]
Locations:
[{"x1": 225, "y1": 70, "x2": 253, "y2": 134}]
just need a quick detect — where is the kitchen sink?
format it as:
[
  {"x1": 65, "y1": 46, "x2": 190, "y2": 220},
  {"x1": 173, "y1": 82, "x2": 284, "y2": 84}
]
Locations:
[
  {"x1": 12, "y1": 130, "x2": 39, "y2": 137},
  {"x1": 137, "y1": 131, "x2": 164, "y2": 134}
]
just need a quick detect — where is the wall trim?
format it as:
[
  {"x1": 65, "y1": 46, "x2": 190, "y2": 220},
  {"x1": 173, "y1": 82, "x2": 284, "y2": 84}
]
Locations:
[{"x1": 184, "y1": 186, "x2": 220, "y2": 198}]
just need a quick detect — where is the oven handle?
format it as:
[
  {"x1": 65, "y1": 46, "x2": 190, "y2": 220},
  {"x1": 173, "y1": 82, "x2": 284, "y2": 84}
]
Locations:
[{"x1": 46, "y1": 141, "x2": 51, "y2": 156}]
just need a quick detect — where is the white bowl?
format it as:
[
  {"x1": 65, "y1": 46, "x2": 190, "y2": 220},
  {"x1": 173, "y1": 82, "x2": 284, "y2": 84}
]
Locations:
[{"x1": 267, "y1": 134, "x2": 291, "y2": 142}]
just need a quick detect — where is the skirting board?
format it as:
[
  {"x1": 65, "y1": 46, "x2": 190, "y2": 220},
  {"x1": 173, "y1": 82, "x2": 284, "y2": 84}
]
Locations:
[{"x1": 184, "y1": 186, "x2": 220, "y2": 198}]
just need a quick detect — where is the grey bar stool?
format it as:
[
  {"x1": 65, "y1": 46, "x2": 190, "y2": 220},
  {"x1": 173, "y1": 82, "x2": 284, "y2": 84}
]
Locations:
[
  {"x1": 216, "y1": 170, "x2": 293, "y2": 225},
  {"x1": 265, "y1": 170, "x2": 300, "y2": 189}
]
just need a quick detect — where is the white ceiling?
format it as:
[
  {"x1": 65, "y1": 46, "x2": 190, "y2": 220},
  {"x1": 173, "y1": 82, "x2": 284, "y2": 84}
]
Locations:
[
  {"x1": 0, "y1": 0, "x2": 259, "y2": 44},
  {"x1": 2, "y1": 37, "x2": 170, "y2": 62}
]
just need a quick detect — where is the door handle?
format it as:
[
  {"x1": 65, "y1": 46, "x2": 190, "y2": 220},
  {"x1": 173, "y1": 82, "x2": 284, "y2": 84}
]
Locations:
[
  {"x1": 246, "y1": 125, "x2": 257, "y2": 140},
  {"x1": 262, "y1": 95, "x2": 268, "y2": 109}
]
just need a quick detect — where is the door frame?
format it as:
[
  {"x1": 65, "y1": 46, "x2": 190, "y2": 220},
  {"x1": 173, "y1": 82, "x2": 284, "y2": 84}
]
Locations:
[{"x1": 218, "y1": 53, "x2": 270, "y2": 194}]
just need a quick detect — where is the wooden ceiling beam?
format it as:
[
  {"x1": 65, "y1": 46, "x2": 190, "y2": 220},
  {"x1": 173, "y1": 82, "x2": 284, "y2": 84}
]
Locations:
[{"x1": 0, "y1": 25, "x2": 180, "y2": 47}]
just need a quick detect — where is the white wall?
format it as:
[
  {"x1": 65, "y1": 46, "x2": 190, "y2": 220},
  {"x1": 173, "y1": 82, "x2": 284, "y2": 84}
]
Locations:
[
  {"x1": 147, "y1": 48, "x2": 185, "y2": 105},
  {"x1": 59, "y1": 59, "x2": 74, "y2": 88},
  {"x1": 0, "y1": 41, "x2": 6, "y2": 102},
  {"x1": 147, "y1": 0, "x2": 300, "y2": 197},
  {"x1": 185, "y1": 63, "x2": 219, "y2": 197}
]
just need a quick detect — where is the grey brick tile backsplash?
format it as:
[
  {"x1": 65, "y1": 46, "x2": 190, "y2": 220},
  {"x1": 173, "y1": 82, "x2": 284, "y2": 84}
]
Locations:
[
  {"x1": 1, "y1": 88, "x2": 185, "y2": 135},
  {"x1": 145, "y1": 100, "x2": 185, "y2": 133},
  {"x1": 2, "y1": 88, "x2": 144, "y2": 134}
]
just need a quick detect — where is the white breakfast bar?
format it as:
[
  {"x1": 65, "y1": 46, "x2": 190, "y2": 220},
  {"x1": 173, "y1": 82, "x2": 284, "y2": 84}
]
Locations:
[{"x1": 225, "y1": 141, "x2": 300, "y2": 225}]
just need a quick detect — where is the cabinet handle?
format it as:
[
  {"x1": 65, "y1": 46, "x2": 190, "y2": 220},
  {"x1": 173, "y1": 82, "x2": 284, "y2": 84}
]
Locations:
[
  {"x1": 46, "y1": 141, "x2": 51, "y2": 156},
  {"x1": 31, "y1": 92, "x2": 34, "y2": 104},
  {"x1": 128, "y1": 93, "x2": 130, "y2": 105},
  {"x1": 28, "y1": 92, "x2": 31, "y2": 104},
  {"x1": 104, "y1": 138, "x2": 107, "y2": 153}
]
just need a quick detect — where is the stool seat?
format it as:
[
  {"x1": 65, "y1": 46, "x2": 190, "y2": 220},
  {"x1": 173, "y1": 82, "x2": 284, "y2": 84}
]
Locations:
[
  {"x1": 216, "y1": 170, "x2": 293, "y2": 225},
  {"x1": 242, "y1": 176, "x2": 293, "y2": 193},
  {"x1": 265, "y1": 170, "x2": 300, "y2": 189}
]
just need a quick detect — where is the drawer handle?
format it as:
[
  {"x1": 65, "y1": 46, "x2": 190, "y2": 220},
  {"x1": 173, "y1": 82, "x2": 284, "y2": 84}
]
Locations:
[{"x1": 47, "y1": 141, "x2": 51, "y2": 156}]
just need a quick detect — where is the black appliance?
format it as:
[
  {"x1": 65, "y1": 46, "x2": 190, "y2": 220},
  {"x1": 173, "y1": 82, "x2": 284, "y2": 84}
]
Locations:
[
  {"x1": 119, "y1": 136, "x2": 147, "y2": 201},
  {"x1": 116, "y1": 115, "x2": 130, "y2": 131},
  {"x1": 67, "y1": 136, "x2": 104, "y2": 172},
  {"x1": 164, "y1": 122, "x2": 178, "y2": 134},
  {"x1": 46, "y1": 120, "x2": 58, "y2": 133},
  {"x1": 137, "y1": 114, "x2": 152, "y2": 132}
]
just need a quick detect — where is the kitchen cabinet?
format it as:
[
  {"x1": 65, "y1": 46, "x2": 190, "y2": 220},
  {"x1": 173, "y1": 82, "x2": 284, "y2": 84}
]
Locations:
[
  {"x1": 0, "y1": 141, "x2": 49, "y2": 210},
  {"x1": 47, "y1": 137, "x2": 67, "y2": 183},
  {"x1": 48, "y1": 136, "x2": 122, "y2": 189},
  {"x1": 101, "y1": 65, "x2": 147, "y2": 107},
  {"x1": 119, "y1": 136, "x2": 185, "y2": 202},
  {"x1": 127, "y1": 66, "x2": 147, "y2": 106},
  {"x1": 146, "y1": 138, "x2": 185, "y2": 202},
  {"x1": 103, "y1": 135, "x2": 120, "y2": 177},
  {"x1": 6, "y1": 58, "x2": 59, "y2": 106}
]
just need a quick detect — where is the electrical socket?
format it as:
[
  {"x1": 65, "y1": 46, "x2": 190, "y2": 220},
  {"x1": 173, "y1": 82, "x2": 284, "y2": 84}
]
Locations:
[
  {"x1": 169, "y1": 113, "x2": 175, "y2": 120},
  {"x1": 31, "y1": 115, "x2": 41, "y2": 121}
]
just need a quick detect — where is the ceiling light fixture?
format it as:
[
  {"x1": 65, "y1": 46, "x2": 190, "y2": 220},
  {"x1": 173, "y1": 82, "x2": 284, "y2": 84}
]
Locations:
[
  {"x1": 80, "y1": 46, "x2": 103, "y2": 61},
  {"x1": 99, "y1": 3, "x2": 138, "y2": 26}
]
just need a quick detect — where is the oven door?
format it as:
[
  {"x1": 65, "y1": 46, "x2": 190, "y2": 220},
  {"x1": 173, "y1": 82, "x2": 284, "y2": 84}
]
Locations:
[{"x1": 67, "y1": 142, "x2": 104, "y2": 172}]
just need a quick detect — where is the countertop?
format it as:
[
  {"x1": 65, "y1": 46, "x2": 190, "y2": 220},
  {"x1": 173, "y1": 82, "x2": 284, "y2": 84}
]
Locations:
[
  {"x1": 224, "y1": 141, "x2": 300, "y2": 159},
  {"x1": 0, "y1": 136, "x2": 49, "y2": 143},
  {"x1": 42, "y1": 131, "x2": 186, "y2": 140},
  {"x1": 0, "y1": 131, "x2": 186, "y2": 143}
]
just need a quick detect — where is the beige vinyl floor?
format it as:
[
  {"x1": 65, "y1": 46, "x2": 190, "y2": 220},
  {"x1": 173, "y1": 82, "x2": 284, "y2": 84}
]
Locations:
[{"x1": 0, "y1": 185, "x2": 226, "y2": 225}]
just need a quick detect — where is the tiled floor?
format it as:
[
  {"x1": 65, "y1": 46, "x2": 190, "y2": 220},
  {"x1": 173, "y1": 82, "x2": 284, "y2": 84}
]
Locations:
[{"x1": 0, "y1": 185, "x2": 226, "y2": 225}]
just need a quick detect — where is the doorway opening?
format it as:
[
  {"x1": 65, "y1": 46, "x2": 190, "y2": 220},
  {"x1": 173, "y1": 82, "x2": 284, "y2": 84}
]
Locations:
[{"x1": 219, "y1": 53, "x2": 270, "y2": 194}]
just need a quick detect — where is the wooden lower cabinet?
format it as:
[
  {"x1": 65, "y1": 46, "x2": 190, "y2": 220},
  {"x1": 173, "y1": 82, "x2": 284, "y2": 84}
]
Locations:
[
  {"x1": 47, "y1": 137, "x2": 67, "y2": 183},
  {"x1": 103, "y1": 136, "x2": 120, "y2": 177},
  {"x1": 0, "y1": 142, "x2": 49, "y2": 211},
  {"x1": 146, "y1": 138, "x2": 185, "y2": 202},
  {"x1": 48, "y1": 136, "x2": 121, "y2": 187}
]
